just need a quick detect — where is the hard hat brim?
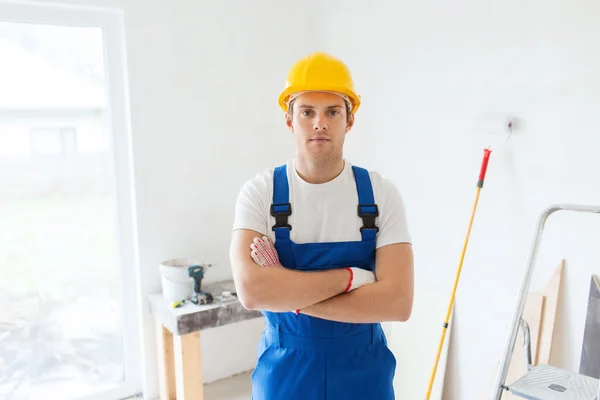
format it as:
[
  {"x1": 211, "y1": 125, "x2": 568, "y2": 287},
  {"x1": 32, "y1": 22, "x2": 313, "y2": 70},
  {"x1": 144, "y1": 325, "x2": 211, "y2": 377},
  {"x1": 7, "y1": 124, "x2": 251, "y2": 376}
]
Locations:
[{"x1": 278, "y1": 85, "x2": 361, "y2": 114}]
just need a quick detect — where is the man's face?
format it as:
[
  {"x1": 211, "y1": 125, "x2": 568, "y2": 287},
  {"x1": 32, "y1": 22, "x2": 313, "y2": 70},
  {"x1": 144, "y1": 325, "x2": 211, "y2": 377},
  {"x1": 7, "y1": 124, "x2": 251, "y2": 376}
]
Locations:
[{"x1": 286, "y1": 91, "x2": 354, "y2": 164}]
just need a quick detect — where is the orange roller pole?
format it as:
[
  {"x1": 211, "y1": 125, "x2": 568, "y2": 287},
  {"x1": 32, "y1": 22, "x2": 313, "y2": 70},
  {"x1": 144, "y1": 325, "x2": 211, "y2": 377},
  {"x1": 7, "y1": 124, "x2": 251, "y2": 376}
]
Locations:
[{"x1": 425, "y1": 148, "x2": 492, "y2": 399}]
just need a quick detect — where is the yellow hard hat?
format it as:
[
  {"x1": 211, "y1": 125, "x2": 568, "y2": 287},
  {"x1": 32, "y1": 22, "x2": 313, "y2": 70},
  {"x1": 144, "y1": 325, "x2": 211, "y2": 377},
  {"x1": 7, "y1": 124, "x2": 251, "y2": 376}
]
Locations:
[{"x1": 278, "y1": 52, "x2": 361, "y2": 114}]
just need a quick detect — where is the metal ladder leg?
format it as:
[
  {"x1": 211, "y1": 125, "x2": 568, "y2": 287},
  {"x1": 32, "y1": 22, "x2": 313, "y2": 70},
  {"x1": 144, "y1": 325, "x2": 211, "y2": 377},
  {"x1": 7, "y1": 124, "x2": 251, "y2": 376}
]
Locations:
[
  {"x1": 519, "y1": 318, "x2": 533, "y2": 371},
  {"x1": 490, "y1": 204, "x2": 600, "y2": 400}
]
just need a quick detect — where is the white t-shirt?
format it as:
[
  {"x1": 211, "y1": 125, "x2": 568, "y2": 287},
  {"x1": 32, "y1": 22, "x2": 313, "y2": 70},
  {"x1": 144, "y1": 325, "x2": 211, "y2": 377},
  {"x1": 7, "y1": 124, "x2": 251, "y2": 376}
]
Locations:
[{"x1": 232, "y1": 159, "x2": 411, "y2": 248}]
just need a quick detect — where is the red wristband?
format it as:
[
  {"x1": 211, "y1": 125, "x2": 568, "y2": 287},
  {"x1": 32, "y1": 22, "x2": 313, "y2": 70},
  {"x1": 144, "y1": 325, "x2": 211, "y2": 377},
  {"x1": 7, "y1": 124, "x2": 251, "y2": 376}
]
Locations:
[
  {"x1": 344, "y1": 267, "x2": 353, "y2": 292},
  {"x1": 294, "y1": 309, "x2": 300, "y2": 315}
]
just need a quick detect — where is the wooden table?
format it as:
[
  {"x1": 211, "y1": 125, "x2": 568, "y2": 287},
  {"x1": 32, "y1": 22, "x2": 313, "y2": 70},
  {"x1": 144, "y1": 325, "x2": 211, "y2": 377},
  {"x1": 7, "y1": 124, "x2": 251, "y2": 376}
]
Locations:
[{"x1": 149, "y1": 280, "x2": 262, "y2": 400}]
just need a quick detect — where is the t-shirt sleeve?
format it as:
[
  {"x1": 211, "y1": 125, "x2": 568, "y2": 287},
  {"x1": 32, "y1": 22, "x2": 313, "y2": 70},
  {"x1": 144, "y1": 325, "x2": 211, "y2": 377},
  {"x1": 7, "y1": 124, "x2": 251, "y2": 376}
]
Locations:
[
  {"x1": 376, "y1": 179, "x2": 412, "y2": 249},
  {"x1": 232, "y1": 175, "x2": 270, "y2": 236}
]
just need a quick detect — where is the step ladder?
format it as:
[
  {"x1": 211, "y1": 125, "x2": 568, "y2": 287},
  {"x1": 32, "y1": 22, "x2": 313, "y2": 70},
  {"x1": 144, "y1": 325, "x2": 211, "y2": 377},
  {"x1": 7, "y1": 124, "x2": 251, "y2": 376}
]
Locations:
[{"x1": 490, "y1": 204, "x2": 600, "y2": 400}]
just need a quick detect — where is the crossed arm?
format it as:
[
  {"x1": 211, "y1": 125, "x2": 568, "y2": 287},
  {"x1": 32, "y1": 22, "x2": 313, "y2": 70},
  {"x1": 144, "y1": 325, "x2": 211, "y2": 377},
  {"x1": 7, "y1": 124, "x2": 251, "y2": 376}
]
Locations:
[{"x1": 229, "y1": 229, "x2": 414, "y2": 323}]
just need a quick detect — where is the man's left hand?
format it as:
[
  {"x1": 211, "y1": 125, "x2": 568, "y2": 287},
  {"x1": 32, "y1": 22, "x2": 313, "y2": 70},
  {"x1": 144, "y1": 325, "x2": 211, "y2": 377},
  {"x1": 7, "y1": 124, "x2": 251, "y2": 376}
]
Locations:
[{"x1": 250, "y1": 236, "x2": 301, "y2": 314}]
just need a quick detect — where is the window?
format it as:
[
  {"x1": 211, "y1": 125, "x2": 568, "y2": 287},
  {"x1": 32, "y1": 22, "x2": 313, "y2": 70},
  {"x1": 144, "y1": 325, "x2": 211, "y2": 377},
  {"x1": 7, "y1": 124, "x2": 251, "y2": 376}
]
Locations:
[
  {"x1": 30, "y1": 127, "x2": 78, "y2": 156},
  {"x1": 0, "y1": 3, "x2": 141, "y2": 400}
]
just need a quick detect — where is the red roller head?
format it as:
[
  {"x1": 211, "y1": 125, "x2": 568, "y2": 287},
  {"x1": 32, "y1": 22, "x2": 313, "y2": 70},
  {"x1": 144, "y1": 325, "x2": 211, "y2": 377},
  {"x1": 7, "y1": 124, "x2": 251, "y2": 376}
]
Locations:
[{"x1": 477, "y1": 148, "x2": 492, "y2": 187}]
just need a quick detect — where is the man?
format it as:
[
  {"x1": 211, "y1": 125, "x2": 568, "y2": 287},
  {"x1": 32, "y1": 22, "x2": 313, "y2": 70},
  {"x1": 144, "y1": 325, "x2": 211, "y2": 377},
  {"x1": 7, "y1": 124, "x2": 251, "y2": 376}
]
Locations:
[{"x1": 229, "y1": 51, "x2": 414, "y2": 400}]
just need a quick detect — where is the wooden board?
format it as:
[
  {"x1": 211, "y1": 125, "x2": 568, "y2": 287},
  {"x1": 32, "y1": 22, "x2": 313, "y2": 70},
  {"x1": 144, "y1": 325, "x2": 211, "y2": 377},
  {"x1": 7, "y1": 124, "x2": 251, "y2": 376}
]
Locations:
[
  {"x1": 479, "y1": 259, "x2": 565, "y2": 399},
  {"x1": 382, "y1": 283, "x2": 452, "y2": 400},
  {"x1": 579, "y1": 275, "x2": 600, "y2": 379},
  {"x1": 174, "y1": 331, "x2": 204, "y2": 400},
  {"x1": 536, "y1": 260, "x2": 564, "y2": 365},
  {"x1": 156, "y1": 321, "x2": 177, "y2": 400}
]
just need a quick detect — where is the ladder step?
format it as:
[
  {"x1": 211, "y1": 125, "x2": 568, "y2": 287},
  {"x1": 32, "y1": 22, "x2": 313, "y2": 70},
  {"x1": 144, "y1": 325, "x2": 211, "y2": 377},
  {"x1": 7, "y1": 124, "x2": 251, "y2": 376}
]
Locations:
[{"x1": 508, "y1": 364, "x2": 599, "y2": 400}]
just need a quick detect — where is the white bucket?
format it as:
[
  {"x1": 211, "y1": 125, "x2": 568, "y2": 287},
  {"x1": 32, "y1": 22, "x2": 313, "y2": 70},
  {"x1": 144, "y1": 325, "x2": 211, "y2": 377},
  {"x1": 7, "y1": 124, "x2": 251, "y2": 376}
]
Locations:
[{"x1": 159, "y1": 259, "x2": 201, "y2": 302}]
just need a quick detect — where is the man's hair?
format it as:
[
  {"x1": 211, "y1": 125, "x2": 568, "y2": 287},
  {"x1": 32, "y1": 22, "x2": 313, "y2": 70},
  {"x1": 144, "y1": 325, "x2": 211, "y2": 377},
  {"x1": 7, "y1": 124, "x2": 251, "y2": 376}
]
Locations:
[{"x1": 287, "y1": 98, "x2": 353, "y2": 122}]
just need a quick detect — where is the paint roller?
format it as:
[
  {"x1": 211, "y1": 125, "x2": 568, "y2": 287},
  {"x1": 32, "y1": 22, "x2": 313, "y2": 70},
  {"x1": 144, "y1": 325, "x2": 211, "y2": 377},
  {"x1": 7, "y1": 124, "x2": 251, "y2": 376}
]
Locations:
[{"x1": 425, "y1": 147, "x2": 492, "y2": 399}]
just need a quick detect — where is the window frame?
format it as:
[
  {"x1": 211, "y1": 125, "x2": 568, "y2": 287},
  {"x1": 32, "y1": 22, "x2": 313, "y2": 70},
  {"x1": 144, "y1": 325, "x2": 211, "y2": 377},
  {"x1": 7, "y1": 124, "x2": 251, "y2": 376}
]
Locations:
[{"x1": 0, "y1": 2, "x2": 142, "y2": 399}]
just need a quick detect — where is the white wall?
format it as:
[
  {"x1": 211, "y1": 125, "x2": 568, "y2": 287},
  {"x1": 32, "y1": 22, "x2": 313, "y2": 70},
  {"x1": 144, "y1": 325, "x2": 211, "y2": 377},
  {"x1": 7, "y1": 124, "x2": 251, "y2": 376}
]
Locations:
[
  {"x1": 126, "y1": 0, "x2": 327, "y2": 392},
  {"x1": 120, "y1": 0, "x2": 326, "y2": 395},
  {"x1": 320, "y1": 0, "x2": 600, "y2": 398}
]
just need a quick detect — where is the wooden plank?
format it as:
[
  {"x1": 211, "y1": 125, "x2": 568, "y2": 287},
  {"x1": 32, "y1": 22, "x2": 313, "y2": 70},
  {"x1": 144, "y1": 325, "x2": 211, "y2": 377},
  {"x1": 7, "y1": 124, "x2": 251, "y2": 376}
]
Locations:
[
  {"x1": 579, "y1": 275, "x2": 600, "y2": 379},
  {"x1": 174, "y1": 331, "x2": 204, "y2": 400},
  {"x1": 479, "y1": 259, "x2": 565, "y2": 399},
  {"x1": 503, "y1": 293, "x2": 544, "y2": 399},
  {"x1": 156, "y1": 321, "x2": 177, "y2": 400},
  {"x1": 536, "y1": 260, "x2": 564, "y2": 365}
]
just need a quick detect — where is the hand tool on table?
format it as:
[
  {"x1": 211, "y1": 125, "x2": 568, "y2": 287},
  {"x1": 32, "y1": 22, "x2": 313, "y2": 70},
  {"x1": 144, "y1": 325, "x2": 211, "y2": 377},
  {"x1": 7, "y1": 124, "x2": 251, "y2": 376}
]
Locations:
[{"x1": 188, "y1": 264, "x2": 214, "y2": 305}]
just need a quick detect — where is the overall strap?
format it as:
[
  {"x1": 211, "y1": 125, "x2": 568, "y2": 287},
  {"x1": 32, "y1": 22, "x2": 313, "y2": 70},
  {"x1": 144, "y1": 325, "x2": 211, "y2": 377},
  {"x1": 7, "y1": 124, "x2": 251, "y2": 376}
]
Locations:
[
  {"x1": 352, "y1": 166, "x2": 379, "y2": 241},
  {"x1": 271, "y1": 164, "x2": 292, "y2": 240}
]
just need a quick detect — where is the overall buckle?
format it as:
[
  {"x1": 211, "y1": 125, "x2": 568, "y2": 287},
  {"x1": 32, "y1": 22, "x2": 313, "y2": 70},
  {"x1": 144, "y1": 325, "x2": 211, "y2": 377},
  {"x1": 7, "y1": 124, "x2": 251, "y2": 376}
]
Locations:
[
  {"x1": 271, "y1": 203, "x2": 292, "y2": 231},
  {"x1": 358, "y1": 204, "x2": 379, "y2": 233}
]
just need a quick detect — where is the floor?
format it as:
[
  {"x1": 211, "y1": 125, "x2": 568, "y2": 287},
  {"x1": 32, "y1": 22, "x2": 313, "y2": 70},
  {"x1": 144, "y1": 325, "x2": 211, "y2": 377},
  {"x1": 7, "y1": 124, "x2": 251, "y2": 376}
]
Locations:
[
  {"x1": 121, "y1": 371, "x2": 252, "y2": 400},
  {"x1": 204, "y1": 371, "x2": 252, "y2": 400}
]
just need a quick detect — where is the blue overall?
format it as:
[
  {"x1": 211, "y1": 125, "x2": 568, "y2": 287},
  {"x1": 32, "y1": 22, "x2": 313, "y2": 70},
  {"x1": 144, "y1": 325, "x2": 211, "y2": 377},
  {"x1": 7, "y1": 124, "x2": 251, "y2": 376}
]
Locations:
[{"x1": 251, "y1": 164, "x2": 396, "y2": 400}]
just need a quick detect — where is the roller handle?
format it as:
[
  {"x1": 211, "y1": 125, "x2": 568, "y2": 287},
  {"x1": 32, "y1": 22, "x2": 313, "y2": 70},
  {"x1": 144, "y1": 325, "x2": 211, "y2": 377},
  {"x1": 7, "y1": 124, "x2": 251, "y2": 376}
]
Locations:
[{"x1": 477, "y1": 148, "x2": 492, "y2": 188}]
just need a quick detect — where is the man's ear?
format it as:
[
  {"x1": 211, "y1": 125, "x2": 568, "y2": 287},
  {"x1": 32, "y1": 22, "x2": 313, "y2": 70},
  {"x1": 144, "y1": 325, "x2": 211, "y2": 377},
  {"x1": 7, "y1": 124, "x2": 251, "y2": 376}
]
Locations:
[
  {"x1": 285, "y1": 112, "x2": 294, "y2": 133},
  {"x1": 346, "y1": 113, "x2": 355, "y2": 132}
]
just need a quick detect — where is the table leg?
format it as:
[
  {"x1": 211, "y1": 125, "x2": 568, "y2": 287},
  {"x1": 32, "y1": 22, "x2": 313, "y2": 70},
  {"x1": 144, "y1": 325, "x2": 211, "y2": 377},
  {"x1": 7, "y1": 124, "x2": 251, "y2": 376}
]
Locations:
[
  {"x1": 174, "y1": 331, "x2": 203, "y2": 400},
  {"x1": 156, "y1": 321, "x2": 176, "y2": 400}
]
